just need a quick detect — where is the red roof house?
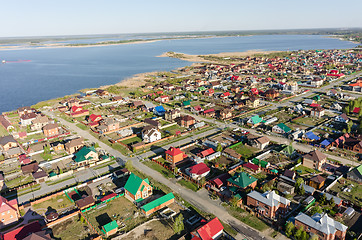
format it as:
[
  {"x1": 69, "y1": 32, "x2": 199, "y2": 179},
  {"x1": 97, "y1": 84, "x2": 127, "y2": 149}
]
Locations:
[
  {"x1": 165, "y1": 147, "x2": 187, "y2": 165},
  {"x1": 100, "y1": 193, "x2": 117, "y2": 202},
  {"x1": 2, "y1": 221, "x2": 42, "y2": 240},
  {"x1": 251, "y1": 88, "x2": 259, "y2": 95},
  {"x1": 243, "y1": 162, "x2": 260, "y2": 172},
  {"x1": 188, "y1": 163, "x2": 210, "y2": 176},
  {"x1": 191, "y1": 217, "x2": 224, "y2": 240},
  {"x1": 199, "y1": 148, "x2": 215, "y2": 158},
  {"x1": 310, "y1": 103, "x2": 321, "y2": 108},
  {"x1": 353, "y1": 107, "x2": 360, "y2": 114},
  {"x1": 89, "y1": 114, "x2": 102, "y2": 123}
]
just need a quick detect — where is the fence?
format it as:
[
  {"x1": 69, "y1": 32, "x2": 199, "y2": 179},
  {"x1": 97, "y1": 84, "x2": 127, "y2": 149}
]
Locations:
[{"x1": 81, "y1": 193, "x2": 124, "y2": 213}]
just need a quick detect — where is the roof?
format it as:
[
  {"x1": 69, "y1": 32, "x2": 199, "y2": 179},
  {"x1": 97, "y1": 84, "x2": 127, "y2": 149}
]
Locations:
[
  {"x1": 353, "y1": 107, "x2": 360, "y2": 113},
  {"x1": 243, "y1": 162, "x2": 259, "y2": 171},
  {"x1": 165, "y1": 147, "x2": 184, "y2": 157},
  {"x1": 74, "y1": 146, "x2": 96, "y2": 162},
  {"x1": 339, "y1": 113, "x2": 349, "y2": 121},
  {"x1": 283, "y1": 169, "x2": 296, "y2": 179},
  {"x1": 32, "y1": 169, "x2": 48, "y2": 179},
  {"x1": 0, "y1": 115, "x2": 12, "y2": 129},
  {"x1": 2, "y1": 221, "x2": 42, "y2": 240},
  {"x1": 227, "y1": 172, "x2": 257, "y2": 189},
  {"x1": 189, "y1": 163, "x2": 210, "y2": 175},
  {"x1": 196, "y1": 217, "x2": 224, "y2": 240},
  {"x1": 275, "y1": 123, "x2": 291, "y2": 133},
  {"x1": 248, "y1": 190, "x2": 290, "y2": 207},
  {"x1": 256, "y1": 136, "x2": 270, "y2": 144},
  {"x1": 310, "y1": 175, "x2": 325, "y2": 184},
  {"x1": 305, "y1": 131, "x2": 320, "y2": 141},
  {"x1": 43, "y1": 123, "x2": 58, "y2": 131},
  {"x1": 223, "y1": 148, "x2": 241, "y2": 159},
  {"x1": 22, "y1": 231, "x2": 52, "y2": 240},
  {"x1": 154, "y1": 105, "x2": 165, "y2": 113},
  {"x1": 0, "y1": 135, "x2": 16, "y2": 146},
  {"x1": 141, "y1": 193, "x2": 175, "y2": 212},
  {"x1": 294, "y1": 212, "x2": 347, "y2": 236},
  {"x1": 0, "y1": 196, "x2": 18, "y2": 214},
  {"x1": 323, "y1": 192, "x2": 342, "y2": 204},
  {"x1": 102, "y1": 220, "x2": 118, "y2": 233},
  {"x1": 124, "y1": 173, "x2": 149, "y2": 196},
  {"x1": 75, "y1": 195, "x2": 95, "y2": 209},
  {"x1": 100, "y1": 193, "x2": 117, "y2": 202},
  {"x1": 320, "y1": 140, "x2": 331, "y2": 146},
  {"x1": 65, "y1": 137, "x2": 83, "y2": 149},
  {"x1": 203, "y1": 109, "x2": 215, "y2": 114},
  {"x1": 89, "y1": 114, "x2": 102, "y2": 122},
  {"x1": 282, "y1": 145, "x2": 295, "y2": 155},
  {"x1": 200, "y1": 148, "x2": 215, "y2": 157},
  {"x1": 304, "y1": 150, "x2": 326, "y2": 162},
  {"x1": 21, "y1": 162, "x2": 39, "y2": 174},
  {"x1": 249, "y1": 115, "x2": 262, "y2": 125}
]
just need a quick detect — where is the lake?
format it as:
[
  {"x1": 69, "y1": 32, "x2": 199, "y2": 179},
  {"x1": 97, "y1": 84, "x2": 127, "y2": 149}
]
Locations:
[{"x1": 0, "y1": 35, "x2": 356, "y2": 113}]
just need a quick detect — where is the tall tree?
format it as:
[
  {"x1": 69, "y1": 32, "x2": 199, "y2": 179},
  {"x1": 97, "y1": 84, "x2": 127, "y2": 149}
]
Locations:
[
  {"x1": 173, "y1": 214, "x2": 184, "y2": 234},
  {"x1": 285, "y1": 221, "x2": 295, "y2": 237}
]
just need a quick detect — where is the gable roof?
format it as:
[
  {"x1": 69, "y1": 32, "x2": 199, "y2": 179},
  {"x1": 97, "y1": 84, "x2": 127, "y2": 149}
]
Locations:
[
  {"x1": 200, "y1": 148, "x2": 215, "y2": 157},
  {"x1": 305, "y1": 131, "x2": 320, "y2": 141},
  {"x1": 141, "y1": 193, "x2": 175, "y2": 213},
  {"x1": 196, "y1": 217, "x2": 224, "y2": 240},
  {"x1": 0, "y1": 196, "x2": 18, "y2": 213},
  {"x1": 304, "y1": 150, "x2": 326, "y2": 162},
  {"x1": 248, "y1": 190, "x2": 290, "y2": 207},
  {"x1": 165, "y1": 147, "x2": 184, "y2": 157},
  {"x1": 74, "y1": 146, "x2": 96, "y2": 162},
  {"x1": 101, "y1": 220, "x2": 118, "y2": 234},
  {"x1": 124, "y1": 173, "x2": 149, "y2": 196},
  {"x1": 249, "y1": 115, "x2": 262, "y2": 125},
  {"x1": 189, "y1": 163, "x2": 210, "y2": 175},
  {"x1": 227, "y1": 172, "x2": 257, "y2": 188},
  {"x1": 310, "y1": 175, "x2": 325, "y2": 184},
  {"x1": 275, "y1": 123, "x2": 291, "y2": 133},
  {"x1": 0, "y1": 135, "x2": 16, "y2": 146},
  {"x1": 2, "y1": 221, "x2": 42, "y2": 240}
]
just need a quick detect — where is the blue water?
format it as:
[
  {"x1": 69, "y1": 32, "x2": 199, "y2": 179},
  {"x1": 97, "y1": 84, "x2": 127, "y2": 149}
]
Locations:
[{"x1": 0, "y1": 35, "x2": 356, "y2": 113}]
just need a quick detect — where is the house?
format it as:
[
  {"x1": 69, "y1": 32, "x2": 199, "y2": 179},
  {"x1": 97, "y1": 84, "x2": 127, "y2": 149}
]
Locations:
[
  {"x1": 335, "y1": 113, "x2": 349, "y2": 123},
  {"x1": 165, "y1": 109, "x2": 181, "y2": 121},
  {"x1": 32, "y1": 169, "x2": 48, "y2": 183},
  {"x1": 153, "y1": 106, "x2": 166, "y2": 116},
  {"x1": 21, "y1": 162, "x2": 39, "y2": 174},
  {"x1": 0, "y1": 135, "x2": 17, "y2": 151},
  {"x1": 264, "y1": 88, "x2": 279, "y2": 99},
  {"x1": 283, "y1": 169, "x2": 296, "y2": 180},
  {"x1": 310, "y1": 106, "x2": 325, "y2": 118},
  {"x1": 73, "y1": 146, "x2": 98, "y2": 166},
  {"x1": 155, "y1": 95, "x2": 170, "y2": 103},
  {"x1": 131, "y1": 100, "x2": 144, "y2": 109},
  {"x1": 50, "y1": 141, "x2": 64, "y2": 152},
  {"x1": 165, "y1": 147, "x2": 187, "y2": 166},
  {"x1": 190, "y1": 217, "x2": 224, "y2": 240},
  {"x1": 222, "y1": 148, "x2": 242, "y2": 161},
  {"x1": 204, "y1": 89, "x2": 214, "y2": 96},
  {"x1": 347, "y1": 165, "x2": 362, "y2": 183},
  {"x1": 308, "y1": 175, "x2": 325, "y2": 189},
  {"x1": 70, "y1": 106, "x2": 89, "y2": 117},
  {"x1": 250, "y1": 136, "x2": 270, "y2": 150},
  {"x1": 141, "y1": 193, "x2": 175, "y2": 216},
  {"x1": 75, "y1": 195, "x2": 95, "y2": 210},
  {"x1": 198, "y1": 148, "x2": 215, "y2": 159},
  {"x1": 220, "y1": 91, "x2": 231, "y2": 99},
  {"x1": 192, "y1": 105, "x2": 203, "y2": 114},
  {"x1": 303, "y1": 131, "x2": 320, "y2": 142},
  {"x1": 142, "y1": 126, "x2": 161, "y2": 143},
  {"x1": 64, "y1": 137, "x2": 84, "y2": 154},
  {"x1": 219, "y1": 108, "x2": 233, "y2": 120},
  {"x1": 94, "y1": 89, "x2": 109, "y2": 97},
  {"x1": 294, "y1": 212, "x2": 347, "y2": 240},
  {"x1": 88, "y1": 114, "x2": 102, "y2": 124},
  {"x1": 227, "y1": 172, "x2": 257, "y2": 190},
  {"x1": 144, "y1": 118, "x2": 160, "y2": 128},
  {"x1": 17, "y1": 106, "x2": 35, "y2": 117},
  {"x1": 20, "y1": 112, "x2": 37, "y2": 126},
  {"x1": 101, "y1": 221, "x2": 118, "y2": 237},
  {"x1": 97, "y1": 118, "x2": 120, "y2": 134},
  {"x1": 322, "y1": 192, "x2": 343, "y2": 207},
  {"x1": 42, "y1": 123, "x2": 59, "y2": 137},
  {"x1": 247, "y1": 190, "x2": 290, "y2": 219},
  {"x1": 327, "y1": 89, "x2": 338, "y2": 97},
  {"x1": 283, "y1": 81, "x2": 299, "y2": 94},
  {"x1": 203, "y1": 109, "x2": 215, "y2": 117},
  {"x1": 30, "y1": 115, "x2": 50, "y2": 131},
  {"x1": 303, "y1": 150, "x2": 327, "y2": 171},
  {"x1": 272, "y1": 123, "x2": 291, "y2": 134},
  {"x1": 2, "y1": 221, "x2": 43, "y2": 240},
  {"x1": 247, "y1": 115, "x2": 263, "y2": 127},
  {"x1": 210, "y1": 81, "x2": 221, "y2": 89},
  {"x1": 0, "y1": 196, "x2": 20, "y2": 226},
  {"x1": 186, "y1": 163, "x2": 210, "y2": 179},
  {"x1": 277, "y1": 181, "x2": 295, "y2": 194},
  {"x1": 124, "y1": 173, "x2": 153, "y2": 201},
  {"x1": 179, "y1": 115, "x2": 195, "y2": 128},
  {"x1": 248, "y1": 96, "x2": 259, "y2": 108}
]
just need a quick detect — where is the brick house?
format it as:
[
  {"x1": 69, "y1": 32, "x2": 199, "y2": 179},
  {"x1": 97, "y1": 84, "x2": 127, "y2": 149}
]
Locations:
[
  {"x1": 264, "y1": 89, "x2": 279, "y2": 99},
  {"x1": 42, "y1": 123, "x2": 59, "y2": 137},
  {"x1": 165, "y1": 147, "x2": 187, "y2": 165},
  {"x1": 179, "y1": 115, "x2": 196, "y2": 128},
  {"x1": 0, "y1": 196, "x2": 20, "y2": 227},
  {"x1": 308, "y1": 175, "x2": 325, "y2": 190},
  {"x1": 247, "y1": 190, "x2": 290, "y2": 219},
  {"x1": 310, "y1": 106, "x2": 325, "y2": 118},
  {"x1": 227, "y1": 172, "x2": 257, "y2": 190},
  {"x1": 294, "y1": 212, "x2": 347, "y2": 240},
  {"x1": 0, "y1": 135, "x2": 17, "y2": 151},
  {"x1": 219, "y1": 108, "x2": 233, "y2": 120},
  {"x1": 190, "y1": 217, "x2": 224, "y2": 240},
  {"x1": 124, "y1": 173, "x2": 153, "y2": 202},
  {"x1": 165, "y1": 109, "x2": 181, "y2": 121},
  {"x1": 303, "y1": 150, "x2": 327, "y2": 171},
  {"x1": 64, "y1": 137, "x2": 84, "y2": 154},
  {"x1": 31, "y1": 115, "x2": 50, "y2": 131}
]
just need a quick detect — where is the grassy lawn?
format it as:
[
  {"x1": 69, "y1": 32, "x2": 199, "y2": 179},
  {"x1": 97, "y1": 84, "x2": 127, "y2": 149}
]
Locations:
[
  {"x1": 5, "y1": 175, "x2": 34, "y2": 188},
  {"x1": 330, "y1": 178, "x2": 362, "y2": 206},
  {"x1": 76, "y1": 123, "x2": 88, "y2": 130},
  {"x1": 121, "y1": 136, "x2": 142, "y2": 145},
  {"x1": 230, "y1": 144, "x2": 257, "y2": 159},
  {"x1": 143, "y1": 161, "x2": 175, "y2": 179},
  {"x1": 225, "y1": 205, "x2": 268, "y2": 232},
  {"x1": 294, "y1": 165, "x2": 318, "y2": 175},
  {"x1": 292, "y1": 117, "x2": 324, "y2": 126},
  {"x1": 163, "y1": 124, "x2": 185, "y2": 135},
  {"x1": 51, "y1": 216, "x2": 94, "y2": 240},
  {"x1": 0, "y1": 125, "x2": 8, "y2": 136},
  {"x1": 31, "y1": 193, "x2": 74, "y2": 214},
  {"x1": 84, "y1": 196, "x2": 148, "y2": 233},
  {"x1": 253, "y1": 172, "x2": 268, "y2": 181},
  {"x1": 177, "y1": 179, "x2": 199, "y2": 192}
]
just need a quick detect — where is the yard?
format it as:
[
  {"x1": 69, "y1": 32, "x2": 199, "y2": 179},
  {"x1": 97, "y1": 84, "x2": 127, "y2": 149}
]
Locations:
[
  {"x1": 294, "y1": 165, "x2": 318, "y2": 175},
  {"x1": 5, "y1": 175, "x2": 34, "y2": 188},
  {"x1": 177, "y1": 179, "x2": 199, "y2": 192},
  {"x1": 51, "y1": 216, "x2": 95, "y2": 240},
  {"x1": 84, "y1": 196, "x2": 148, "y2": 233},
  {"x1": 121, "y1": 136, "x2": 142, "y2": 145},
  {"x1": 230, "y1": 144, "x2": 258, "y2": 160},
  {"x1": 162, "y1": 124, "x2": 185, "y2": 135},
  {"x1": 123, "y1": 219, "x2": 175, "y2": 240},
  {"x1": 76, "y1": 123, "x2": 88, "y2": 130},
  {"x1": 31, "y1": 193, "x2": 74, "y2": 215},
  {"x1": 330, "y1": 178, "x2": 362, "y2": 207},
  {"x1": 292, "y1": 116, "x2": 325, "y2": 127},
  {"x1": 143, "y1": 161, "x2": 175, "y2": 179},
  {"x1": 0, "y1": 125, "x2": 8, "y2": 136}
]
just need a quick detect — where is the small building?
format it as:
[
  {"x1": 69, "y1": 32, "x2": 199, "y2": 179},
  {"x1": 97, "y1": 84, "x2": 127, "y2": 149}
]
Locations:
[
  {"x1": 222, "y1": 148, "x2": 242, "y2": 161},
  {"x1": 303, "y1": 150, "x2": 327, "y2": 171},
  {"x1": 0, "y1": 135, "x2": 17, "y2": 151},
  {"x1": 75, "y1": 195, "x2": 95, "y2": 210},
  {"x1": 277, "y1": 181, "x2": 295, "y2": 194},
  {"x1": 64, "y1": 137, "x2": 84, "y2": 154},
  {"x1": 247, "y1": 190, "x2": 290, "y2": 219},
  {"x1": 124, "y1": 173, "x2": 153, "y2": 202},
  {"x1": 141, "y1": 193, "x2": 175, "y2": 216},
  {"x1": 250, "y1": 136, "x2": 270, "y2": 150},
  {"x1": 186, "y1": 163, "x2": 210, "y2": 179},
  {"x1": 346, "y1": 165, "x2": 362, "y2": 183},
  {"x1": 153, "y1": 106, "x2": 166, "y2": 116},
  {"x1": 227, "y1": 172, "x2": 257, "y2": 190},
  {"x1": 165, "y1": 147, "x2": 187, "y2": 166},
  {"x1": 42, "y1": 123, "x2": 59, "y2": 137},
  {"x1": 101, "y1": 221, "x2": 118, "y2": 238},
  {"x1": 165, "y1": 109, "x2": 181, "y2": 121},
  {"x1": 247, "y1": 115, "x2": 263, "y2": 127},
  {"x1": 272, "y1": 123, "x2": 291, "y2": 134},
  {"x1": 308, "y1": 175, "x2": 325, "y2": 190}
]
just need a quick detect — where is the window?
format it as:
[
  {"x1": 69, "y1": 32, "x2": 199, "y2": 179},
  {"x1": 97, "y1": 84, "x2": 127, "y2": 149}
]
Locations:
[
  {"x1": 10, "y1": 215, "x2": 13, "y2": 219},
  {"x1": 1, "y1": 213, "x2": 4, "y2": 216}
]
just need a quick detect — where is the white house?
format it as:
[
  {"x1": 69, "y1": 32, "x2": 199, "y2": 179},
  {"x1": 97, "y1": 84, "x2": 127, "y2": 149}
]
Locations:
[
  {"x1": 20, "y1": 113, "x2": 37, "y2": 126},
  {"x1": 186, "y1": 163, "x2": 210, "y2": 180},
  {"x1": 142, "y1": 126, "x2": 161, "y2": 143},
  {"x1": 330, "y1": 103, "x2": 342, "y2": 112},
  {"x1": 335, "y1": 113, "x2": 349, "y2": 123}
]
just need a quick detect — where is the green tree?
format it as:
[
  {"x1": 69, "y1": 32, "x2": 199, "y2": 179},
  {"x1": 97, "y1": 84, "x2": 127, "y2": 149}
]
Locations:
[
  {"x1": 310, "y1": 206, "x2": 322, "y2": 216},
  {"x1": 343, "y1": 105, "x2": 350, "y2": 114},
  {"x1": 300, "y1": 230, "x2": 309, "y2": 240},
  {"x1": 295, "y1": 226, "x2": 304, "y2": 240},
  {"x1": 347, "y1": 121, "x2": 353, "y2": 133},
  {"x1": 285, "y1": 221, "x2": 295, "y2": 237},
  {"x1": 295, "y1": 178, "x2": 304, "y2": 194},
  {"x1": 329, "y1": 197, "x2": 335, "y2": 206},
  {"x1": 319, "y1": 194, "x2": 327, "y2": 205},
  {"x1": 173, "y1": 214, "x2": 184, "y2": 234},
  {"x1": 216, "y1": 143, "x2": 223, "y2": 152},
  {"x1": 230, "y1": 196, "x2": 240, "y2": 208},
  {"x1": 310, "y1": 234, "x2": 319, "y2": 240}
]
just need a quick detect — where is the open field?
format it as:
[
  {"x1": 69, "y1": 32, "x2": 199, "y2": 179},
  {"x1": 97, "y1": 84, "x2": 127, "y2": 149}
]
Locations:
[
  {"x1": 330, "y1": 178, "x2": 362, "y2": 206},
  {"x1": 230, "y1": 144, "x2": 258, "y2": 160},
  {"x1": 0, "y1": 125, "x2": 8, "y2": 136},
  {"x1": 294, "y1": 165, "x2": 318, "y2": 175},
  {"x1": 31, "y1": 193, "x2": 74, "y2": 215},
  {"x1": 51, "y1": 216, "x2": 95, "y2": 240}
]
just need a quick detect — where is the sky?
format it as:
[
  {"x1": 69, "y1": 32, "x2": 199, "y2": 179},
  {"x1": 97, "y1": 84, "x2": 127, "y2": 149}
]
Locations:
[{"x1": 1, "y1": 0, "x2": 361, "y2": 38}]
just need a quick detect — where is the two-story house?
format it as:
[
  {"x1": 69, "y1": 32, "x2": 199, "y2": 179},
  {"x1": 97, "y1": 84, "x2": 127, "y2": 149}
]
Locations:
[{"x1": 124, "y1": 173, "x2": 153, "y2": 202}]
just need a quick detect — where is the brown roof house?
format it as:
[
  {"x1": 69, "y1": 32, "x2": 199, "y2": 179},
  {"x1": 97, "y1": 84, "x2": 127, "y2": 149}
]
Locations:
[
  {"x1": 249, "y1": 136, "x2": 270, "y2": 150},
  {"x1": 31, "y1": 115, "x2": 50, "y2": 131},
  {"x1": 75, "y1": 195, "x2": 95, "y2": 210},
  {"x1": 218, "y1": 108, "x2": 233, "y2": 120},
  {"x1": 303, "y1": 150, "x2": 327, "y2": 171},
  {"x1": 0, "y1": 115, "x2": 14, "y2": 131},
  {"x1": 142, "y1": 126, "x2": 161, "y2": 143},
  {"x1": 21, "y1": 162, "x2": 39, "y2": 174},
  {"x1": 308, "y1": 175, "x2": 325, "y2": 190},
  {"x1": 17, "y1": 106, "x2": 35, "y2": 117},
  {"x1": 179, "y1": 115, "x2": 196, "y2": 128},
  {"x1": 264, "y1": 89, "x2": 279, "y2": 99},
  {"x1": 32, "y1": 169, "x2": 48, "y2": 183},
  {"x1": 97, "y1": 118, "x2": 120, "y2": 134},
  {"x1": 65, "y1": 137, "x2": 84, "y2": 154},
  {"x1": 165, "y1": 109, "x2": 181, "y2": 121},
  {"x1": 222, "y1": 148, "x2": 242, "y2": 161},
  {"x1": 310, "y1": 106, "x2": 325, "y2": 118},
  {"x1": 20, "y1": 112, "x2": 37, "y2": 126},
  {"x1": 42, "y1": 123, "x2": 59, "y2": 137},
  {"x1": 0, "y1": 135, "x2": 17, "y2": 152}
]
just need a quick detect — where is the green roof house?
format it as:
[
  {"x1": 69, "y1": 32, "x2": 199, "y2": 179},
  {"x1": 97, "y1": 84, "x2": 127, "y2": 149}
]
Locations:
[
  {"x1": 312, "y1": 95, "x2": 321, "y2": 101},
  {"x1": 272, "y1": 123, "x2": 291, "y2": 134},
  {"x1": 183, "y1": 100, "x2": 191, "y2": 107},
  {"x1": 141, "y1": 193, "x2": 175, "y2": 216},
  {"x1": 101, "y1": 220, "x2": 118, "y2": 237},
  {"x1": 281, "y1": 145, "x2": 296, "y2": 156},
  {"x1": 73, "y1": 146, "x2": 98, "y2": 166},
  {"x1": 227, "y1": 172, "x2": 257, "y2": 190},
  {"x1": 247, "y1": 115, "x2": 263, "y2": 127},
  {"x1": 124, "y1": 173, "x2": 153, "y2": 202}
]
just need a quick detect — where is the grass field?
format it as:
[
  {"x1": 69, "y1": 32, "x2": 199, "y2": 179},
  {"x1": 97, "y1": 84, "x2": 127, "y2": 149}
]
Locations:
[
  {"x1": 230, "y1": 144, "x2": 258, "y2": 159},
  {"x1": 177, "y1": 179, "x2": 199, "y2": 192},
  {"x1": 330, "y1": 178, "x2": 362, "y2": 206},
  {"x1": 121, "y1": 136, "x2": 142, "y2": 145},
  {"x1": 5, "y1": 175, "x2": 34, "y2": 189},
  {"x1": 143, "y1": 161, "x2": 175, "y2": 179},
  {"x1": 84, "y1": 196, "x2": 148, "y2": 233},
  {"x1": 0, "y1": 125, "x2": 8, "y2": 136},
  {"x1": 32, "y1": 193, "x2": 74, "y2": 214},
  {"x1": 294, "y1": 165, "x2": 318, "y2": 175},
  {"x1": 76, "y1": 123, "x2": 88, "y2": 130},
  {"x1": 52, "y1": 216, "x2": 95, "y2": 240},
  {"x1": 126, "y1": 219, "x2": 175, "y2": 240}
]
